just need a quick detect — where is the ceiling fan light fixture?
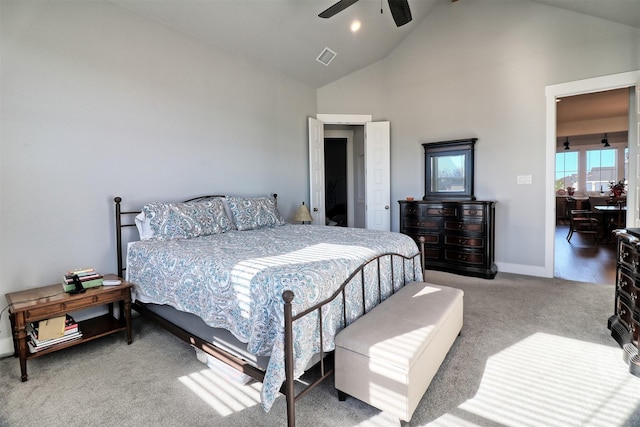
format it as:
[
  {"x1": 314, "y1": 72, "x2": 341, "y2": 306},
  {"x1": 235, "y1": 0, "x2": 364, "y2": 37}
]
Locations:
[
  {"x1": 316, "y1": 47, "x2": 337, "y2": 66},
  {"x1": 319, "y1": 0, "x2": 411, "y2": 27}
]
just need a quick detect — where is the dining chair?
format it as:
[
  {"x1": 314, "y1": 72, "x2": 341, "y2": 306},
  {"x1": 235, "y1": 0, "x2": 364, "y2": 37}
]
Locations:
[{"x1": 566, "y1": 209, "x2": 599, "y2": 245}]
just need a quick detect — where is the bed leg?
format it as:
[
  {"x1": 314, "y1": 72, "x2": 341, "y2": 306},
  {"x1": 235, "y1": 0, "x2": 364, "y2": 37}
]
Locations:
[
  {"x1": 283, "y1": 290, "x2": 296, "y2": 427},
  {"x1": 338, "y1": 390, "x2": 347, "y2": 401}
]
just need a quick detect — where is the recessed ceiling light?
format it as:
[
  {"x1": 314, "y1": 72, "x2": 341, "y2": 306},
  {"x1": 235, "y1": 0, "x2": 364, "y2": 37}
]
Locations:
[{"x1": 350, "y1": 20, "x2": 361, "y2": 32}]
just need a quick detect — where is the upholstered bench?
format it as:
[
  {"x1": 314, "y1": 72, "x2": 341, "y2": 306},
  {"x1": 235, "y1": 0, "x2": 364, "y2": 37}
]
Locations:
[{"x1": 334, "y1": 281, "x2": 464, "y2": 422}]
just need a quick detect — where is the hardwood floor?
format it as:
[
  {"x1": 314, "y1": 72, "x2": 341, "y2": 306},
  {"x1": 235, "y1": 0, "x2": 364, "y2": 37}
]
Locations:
[{"x1": 554, "y1": 224, "x2": 616, "y2": 284}]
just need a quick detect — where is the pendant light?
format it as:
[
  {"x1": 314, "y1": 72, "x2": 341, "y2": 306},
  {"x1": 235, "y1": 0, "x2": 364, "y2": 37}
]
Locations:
[
  {"x1": 563, "y1": 137, "x2": 570, "y2": 150},
  {"x1": 601, "y1": 133, "x2": 610, "y2": 147}
]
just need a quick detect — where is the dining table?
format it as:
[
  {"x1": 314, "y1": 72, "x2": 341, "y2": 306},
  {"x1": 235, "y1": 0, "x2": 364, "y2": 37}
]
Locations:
[{"x1": 594, "y1": 205, "x2": 627, "y2": 243}]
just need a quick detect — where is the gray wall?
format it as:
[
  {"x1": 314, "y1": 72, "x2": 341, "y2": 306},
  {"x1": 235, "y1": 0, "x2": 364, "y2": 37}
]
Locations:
[
  {"x1": 0, "y1": 1, "x2": 315, "y2": 347},
  {"x1": 317, "y1": 0, "x2": 640, "y2": 274}
]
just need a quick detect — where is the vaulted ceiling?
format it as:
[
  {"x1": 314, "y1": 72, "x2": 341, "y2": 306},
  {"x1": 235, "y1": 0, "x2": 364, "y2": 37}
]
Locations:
[
  {"x1": 111, "y1": 0, "x2": 640, "y2": 89},
  {"x1": 109, "y1": 0, "x2": 638, "y2": 133}
]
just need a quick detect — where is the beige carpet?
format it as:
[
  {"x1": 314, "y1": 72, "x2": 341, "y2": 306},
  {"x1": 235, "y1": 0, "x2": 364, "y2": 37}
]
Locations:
[{"x1": 1, "y1": 270, "x2": 639, "y2": 426}]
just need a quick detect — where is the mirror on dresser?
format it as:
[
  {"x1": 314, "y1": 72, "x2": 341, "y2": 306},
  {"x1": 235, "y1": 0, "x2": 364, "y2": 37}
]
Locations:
[{"x1": 423, "y1": 138, "x2": 477, "y2": 201}]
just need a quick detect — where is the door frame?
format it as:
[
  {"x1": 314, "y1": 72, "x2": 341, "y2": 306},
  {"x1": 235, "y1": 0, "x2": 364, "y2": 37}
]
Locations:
[
  {"x1": 545, "y1": 70, "x2": 640, "y2": 278},
  {"x1": 315, "y1": 114, "x2": 372, "y2": 228}
]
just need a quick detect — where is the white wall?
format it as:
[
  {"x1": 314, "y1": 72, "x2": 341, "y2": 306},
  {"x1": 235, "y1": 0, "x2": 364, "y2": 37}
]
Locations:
[
  {"x1": 318, "y1": 0, "x2": 640, "y2": 275},
  {"x1": 0, "y1": 1, "x2": 316, "y2": 347}
]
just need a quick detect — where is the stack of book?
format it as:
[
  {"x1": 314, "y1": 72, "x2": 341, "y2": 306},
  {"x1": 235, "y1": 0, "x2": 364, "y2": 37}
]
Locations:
[
  {"x1": 27, "y1": 314, "x2": 82, "y2": 353},
  {"x1": 62, "y1": 268, "x2": 103, "y2": 292}
]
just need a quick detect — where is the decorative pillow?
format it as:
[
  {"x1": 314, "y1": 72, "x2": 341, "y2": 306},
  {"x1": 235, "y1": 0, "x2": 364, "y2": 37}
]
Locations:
[
  {"x1": 226, "y1": 196, "x2": 286, "y2": 231},
  {"x1": 136, "y1": 198, "x2": 233, "y2": 240}
]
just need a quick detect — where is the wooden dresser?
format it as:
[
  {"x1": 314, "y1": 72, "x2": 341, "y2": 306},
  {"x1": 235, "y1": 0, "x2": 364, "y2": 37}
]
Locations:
[
  {"x1": 609, "y1": 228, "x2": 640, "y2": 377},
  {"x1": 399, "y1": 200, "x2": 497, "y2": 279}
]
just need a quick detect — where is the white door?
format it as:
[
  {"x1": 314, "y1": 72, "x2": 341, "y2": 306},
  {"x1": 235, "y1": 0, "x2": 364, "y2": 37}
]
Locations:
[
  {"x1": 365, "y1": 121, "x2": 391, "y2": 231},
  {"x1": 308, "y1": 116, "x2": 390, "y2": 230},
  {"x1": 308, "y1": 117, "x2": 325, "y2": 225},
  {"x1": 633, "y1": 82, "x2": 640, "y2": 227}
]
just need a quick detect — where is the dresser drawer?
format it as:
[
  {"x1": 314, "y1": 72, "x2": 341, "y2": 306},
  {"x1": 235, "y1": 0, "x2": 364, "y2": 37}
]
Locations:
[
  {"x1": 444, "y1": 249, "x2": 485, "y2": 266},
  {"x1": 423, "y1": 247, "x2": 440, "y2": 260},
  {"x1": 619, "y1": 241, "x2": 640, "y2": 272},
  {"x1": 616, "y1": 295, "x2": 634, "y2": 331},
  {"x1": 443, "y1": 221, "x2": 485, "y2": 233},
  {"x1": 618, "y1": 270, "x2": 639, "y2": 301},
  {"x1": 461, "y1": 206, "x2": 485, "y2": 218},
  {"x1": 444, "y1": 235, "x2": 485, "y2": 248},
  {"x1": 401, "y1": 203, "x2": 421, "y2": 217},
  {"x1": 414, "y1": 233, "x2": 440, "y2": 246},
  {"x1": 403, "y1": 219, "x2": 441, "y2": 231},
  {"x1": 425, "y1": 206, "x2": 457, "y2": 216}
]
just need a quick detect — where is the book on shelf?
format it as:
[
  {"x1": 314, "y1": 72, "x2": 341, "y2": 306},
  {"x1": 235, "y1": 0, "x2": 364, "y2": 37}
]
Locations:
[
  {"x1": 29, "y1": 314, "x2": 80, "y2": 342},
  {"x1": 27, "y1": 316, "x2": 82, "y2": 353},
  {"x1": 28, "y1": 329, "x2": 82, "y2": 347},
  {"x1": 27, "y1": 332, "x2": 82, "y2": 353},
  {"x1": 30, "y1": 323, "x2": 79, "y2": 340}
]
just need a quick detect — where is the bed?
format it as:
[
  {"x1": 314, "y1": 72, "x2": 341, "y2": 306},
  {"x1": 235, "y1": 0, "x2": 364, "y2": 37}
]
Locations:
[{"x1": 114, "y1": 194, "x2": 423, "y2": 426}]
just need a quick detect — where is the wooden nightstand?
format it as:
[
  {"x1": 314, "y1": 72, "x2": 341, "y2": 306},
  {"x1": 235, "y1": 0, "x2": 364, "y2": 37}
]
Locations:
[{"x1": 5, "y1": 274, "x2": 133, "y2": 381}]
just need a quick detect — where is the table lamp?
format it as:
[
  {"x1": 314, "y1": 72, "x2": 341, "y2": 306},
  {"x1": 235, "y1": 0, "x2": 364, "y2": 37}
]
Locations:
[{"x1": 293, "y1": 202, "x2": 313, "y2": 224}]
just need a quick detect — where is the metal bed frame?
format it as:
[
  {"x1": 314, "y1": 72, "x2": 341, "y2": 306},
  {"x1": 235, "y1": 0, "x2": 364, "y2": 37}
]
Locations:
[{"x1": 114, "y1": 195, "x2": 422, "y2": 427}]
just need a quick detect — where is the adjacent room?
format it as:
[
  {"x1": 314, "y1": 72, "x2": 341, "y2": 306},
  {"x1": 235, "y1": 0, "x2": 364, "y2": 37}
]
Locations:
[
  {"x1": 2, "y1": 1, "x2": 640, "y2": 426},
  {"x1": 554, "y1": 88, "x2": 630, "y2": 285}
]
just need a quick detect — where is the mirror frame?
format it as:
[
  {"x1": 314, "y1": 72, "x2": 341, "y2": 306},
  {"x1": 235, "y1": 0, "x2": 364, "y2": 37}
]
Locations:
[{"x1": 423, "y1": 138, "x2": 477, "y2": 201}]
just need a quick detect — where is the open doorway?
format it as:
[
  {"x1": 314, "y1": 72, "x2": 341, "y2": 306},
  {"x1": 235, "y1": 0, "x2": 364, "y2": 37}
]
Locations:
[
  {"x1": 323, "y1": 127, "x2": 360, "y2": 227},
  {"x1": 325, "y1": 137, "x2": 348, "y2": 226},
  {"x1": 554, "y1": 88, "x2": 629, "y2": 284}
]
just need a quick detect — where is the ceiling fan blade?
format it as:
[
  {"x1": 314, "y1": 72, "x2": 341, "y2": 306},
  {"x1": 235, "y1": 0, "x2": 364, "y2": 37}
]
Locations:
[
  {"x1": 318, "y1": 0, "x2": 360, "y2": 19},
  {"x1": 388, "y1": 0, "x2": 412, "y2": 27}
]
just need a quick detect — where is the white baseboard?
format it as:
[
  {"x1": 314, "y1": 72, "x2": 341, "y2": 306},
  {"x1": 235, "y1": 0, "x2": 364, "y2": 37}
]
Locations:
[
  {"x1": 0, "y1": 336, "x2": 15, "y2": 358},
  {"x1": 495, "y1": 262, "x2": 552, "y2": 278}
]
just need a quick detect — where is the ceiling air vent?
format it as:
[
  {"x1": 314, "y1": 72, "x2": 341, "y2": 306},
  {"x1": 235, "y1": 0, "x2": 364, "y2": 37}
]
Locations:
[{"x1": 316, "y1": 47, "x2": 337, "y2": 66}]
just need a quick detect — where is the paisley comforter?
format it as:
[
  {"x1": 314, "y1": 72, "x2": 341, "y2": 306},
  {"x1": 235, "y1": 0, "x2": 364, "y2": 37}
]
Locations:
[{"x1": 126, "y1": 224, "x2": 421, "y2": 410}]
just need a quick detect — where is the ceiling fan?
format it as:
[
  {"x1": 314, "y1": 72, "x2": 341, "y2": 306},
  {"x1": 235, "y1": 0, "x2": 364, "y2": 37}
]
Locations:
[{"x1": 319, "y1": 0, "x2": 412, "y2": 27}]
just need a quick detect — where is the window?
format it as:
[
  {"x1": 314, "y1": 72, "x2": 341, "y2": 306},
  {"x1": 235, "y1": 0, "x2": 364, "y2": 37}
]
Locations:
[
  {"x1": 555, "y1": 151, "x2": 578, "y2": 191},
  {"x1": 586, "y1": 148, "x2": 617, "y2": 192},
  {"x1": 555, "y1": 146, "x2": 627, "y2": 194}
]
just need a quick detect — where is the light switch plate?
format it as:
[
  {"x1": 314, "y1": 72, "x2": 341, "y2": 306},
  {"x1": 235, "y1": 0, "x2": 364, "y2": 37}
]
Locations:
[{"x1": 517, "y1": 175, "x2": 532, "y2": 184}]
